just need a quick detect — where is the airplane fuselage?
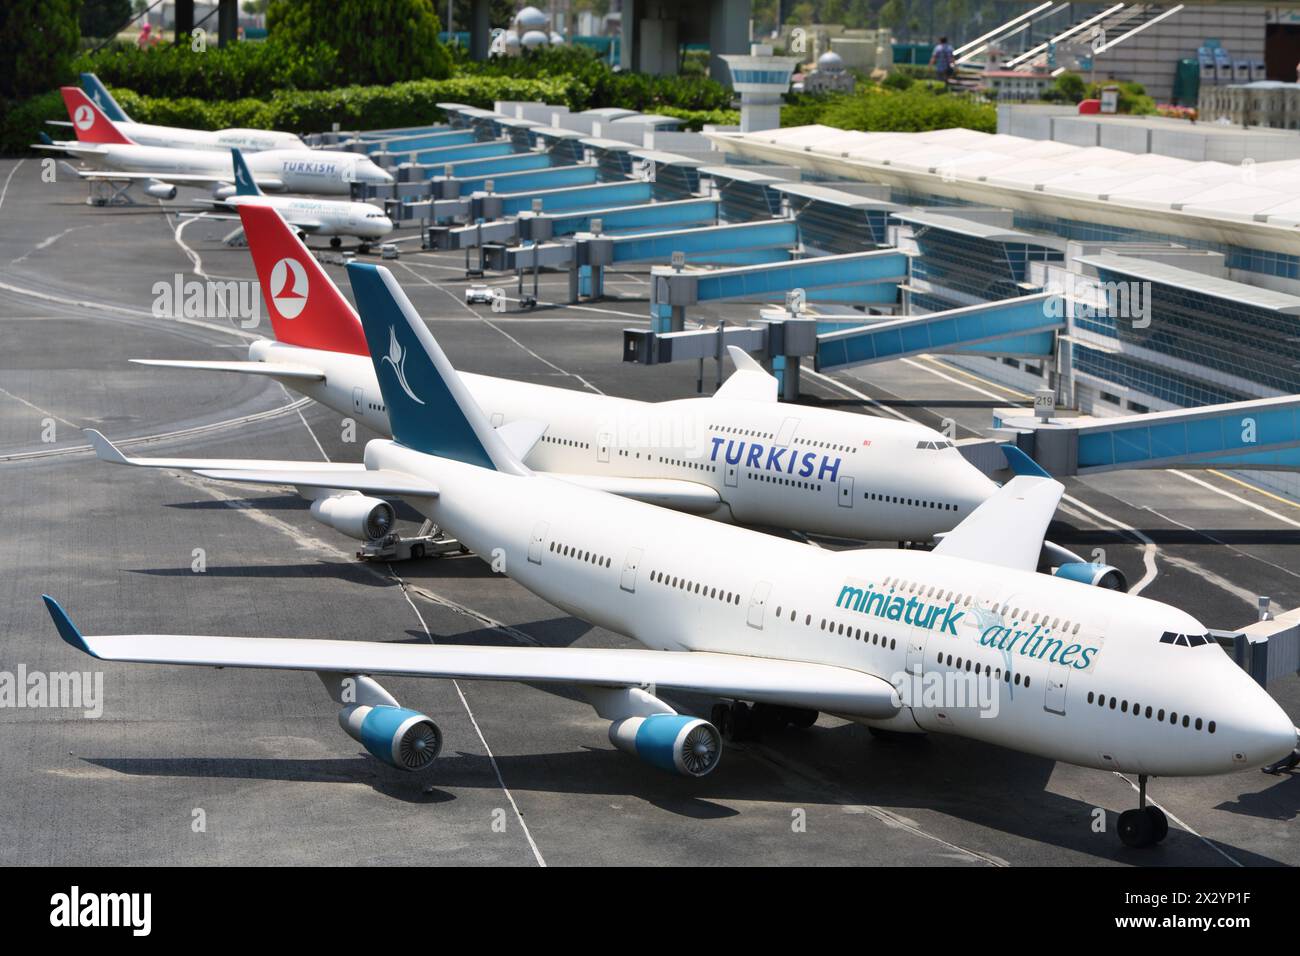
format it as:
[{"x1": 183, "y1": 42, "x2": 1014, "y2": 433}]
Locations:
[
  {"x1": 112, "y1": 122, "x2": 305, "y2": 152},
  {"x1": 366, "y1": 439, "x2": 1297, "y2": 778},
  {"x1": 90, "y1": 146, "x2": 387, "y2": 195},
  {"x1": 226, "y1": 196, "x2": 394, "y2": 239},
  {"x1": 250, "y1": 339, "x2": 998, "y2": 541}
]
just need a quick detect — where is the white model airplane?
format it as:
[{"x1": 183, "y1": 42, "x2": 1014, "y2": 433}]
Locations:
[
  {"x1": 38, "y1": 88, "x2": 392, "y2": 199},
  {"x1": 185, "y1": 149, "x2": 393, "y2": 249},
  {"x1": 46, "y1": 261, "x2": 1297, "y2": 848},
  {"x1": 124, "y1": 204, "x2": 1119, "y2": 586},
  {"x1": 68, "y1": 72, "x2": 307, "y2": 152}
]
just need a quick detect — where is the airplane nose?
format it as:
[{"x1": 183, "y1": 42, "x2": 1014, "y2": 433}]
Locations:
[
  {"x1": 1249, "y1": 702, "x2": 1297, "y2": 766},
  {"x1": 363, "y1": 164, "x2": 394, "y2": 185}
]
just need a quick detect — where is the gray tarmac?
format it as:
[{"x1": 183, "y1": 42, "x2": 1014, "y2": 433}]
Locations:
[{"x1": 0, "y1": 158, "x2": 1296, "y2": 866}]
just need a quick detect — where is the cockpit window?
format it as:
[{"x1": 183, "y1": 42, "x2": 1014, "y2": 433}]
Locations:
[
  {"x1": 1159, "y1": 631, "x2": 1213, "y2": 647},
  {"x1": 915, "y1": 440, "x2": 956, "y2": 450}
]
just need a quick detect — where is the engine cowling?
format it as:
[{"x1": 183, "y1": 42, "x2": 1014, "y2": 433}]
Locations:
[
  {"x1": 212, "y1": 184, "x2": 236, "y2": 200},
  {"x1": 144, "y1": 182, "x2": 177, "y2": 200},
  {"x1": 609, "y1": 714, "x2": 721, "y2": 777},
  {"x1": 1054, "y1": 561, "x2": 1127, "y2": 591},
  {"x1": 310, "y1": 494, "x2": 395, "y2": 541},
  {"x1": 340, "y1": 704, "x2": 441, "y2": 771}
]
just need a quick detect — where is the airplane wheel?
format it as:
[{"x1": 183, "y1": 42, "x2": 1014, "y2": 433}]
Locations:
[
  {"x1": 410, "y1": 543, "x2": 426, "y2": 560},
  {"x1": 1117, "y1": 808, "x2": 1156, "y2": 848},
  {"x1": 1144, "y1": 805, "x2": 1168, "y2": 843},
  {"x1": 359, "y1": 243, "x2": 371, "y2": 254},
  {"x1": 752, "y1": 703, "x2": 787, "y2": 732},
  {"x1": 710, "y1": 703, "x2": 729, "y2": 736},
  {"x1": 330, "y1": 236, "x2": 342, "y2": 248},
  {"x1": 716, "y1": 702, "x2": 755, "y2": 742}
]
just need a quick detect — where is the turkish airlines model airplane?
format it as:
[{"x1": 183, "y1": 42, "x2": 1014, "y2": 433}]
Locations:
[
  {"x1": 73, "y1": 72, "x2": 307, "y2": 152},
  {"x1": 186, "y1": 150, "x2": 393, "y2": 248},
  {"x1": 126, "y1": 204, "x2": 1082, "y2": 563},
  {"x1": 46, "y1": 262, "x2": 1297, "y2": 848},
  {"x1": 38, "y1": 88, "x2": 392, "y2": 198}
]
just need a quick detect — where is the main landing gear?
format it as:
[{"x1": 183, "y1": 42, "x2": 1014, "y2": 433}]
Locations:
[
  {"x1": 711, "y1": 701, "x2": 817, "y2": 741},
  {"x1": 1117, "y1": 774, "x2": 1168, "y2": 848}
]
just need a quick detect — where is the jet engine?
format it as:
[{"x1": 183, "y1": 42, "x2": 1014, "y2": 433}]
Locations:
[
  {"x1": 310, "y1": 494, "x2": 395, "y2": 541},
  {"x1": 608, "y1": 714, "x2": 722, "y2": 777},
  {"x1": 1053, "y1": 561, "x2": 1128, "y2": 591},
  {"x1": 339, "y1": 704, "x2": 441, "y2": 771},
  {"x1": 144, "y1": 182, "x2": 177, "y2": 200},
  {"x1": 212, "y1": 184, "x2": 236, "y2": 200}
]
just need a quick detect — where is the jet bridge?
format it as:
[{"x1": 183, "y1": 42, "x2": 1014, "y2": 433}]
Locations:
[
  {"x1": 647, "y1": 249, "x2": 908, "y2": 333},
  {"x1": 995, "y1": 394, "x2": 1300, "y2": 476}
]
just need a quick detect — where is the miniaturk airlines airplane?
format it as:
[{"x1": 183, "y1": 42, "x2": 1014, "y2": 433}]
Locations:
[
  {"x1": 39, "y1": 88, "x2": 392, "y2": 199},
  {"x1": 190, "y1": 150, "x2": 393, "y2": 249},
  {"x1": 128, "y1": 203, "x2": 1107, "y2": 572},
  {"x1": 47, "y1": 262, "x2": 1297, "y2": 848},
  {"x1": 72, "y1": 72, "x2": 307, "y2": 152}
]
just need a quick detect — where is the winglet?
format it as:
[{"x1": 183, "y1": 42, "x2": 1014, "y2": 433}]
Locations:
[
  {"x1": 1000, "y1": 443, "x2": 1052, "y2": 479},
  {"x1": 60, "y1": 87, "x2": 133, "y2": 145},
  {"x1": 85, "y1": 429, "x2": 129, "y2": 464},
  {"x1": 231, "y1": 148, "x2": 262, "y2": 197},
  {"x1": 346, "y1": 262, "x2": 529, "y2": 476},
  {"x1": 81, "y1": 72, "x2": 130, "y2": 122},
  {"x1": 42, "y1": 596, "x2": 98, "y2": 658}
]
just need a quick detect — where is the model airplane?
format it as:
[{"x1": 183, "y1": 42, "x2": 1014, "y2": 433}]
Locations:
[
  {"x1": 123, "y1": 203, "x2": 1113, "y2": 588},
  {"x1": 48, "y1": 261, "x2": 1297, "y2": 848},
  {"x1": 38, "y1": 88, "x2": 391, "y2": 199},
  {"x1": 183, "y1": 149, "x2": 393, "y2": 249}
]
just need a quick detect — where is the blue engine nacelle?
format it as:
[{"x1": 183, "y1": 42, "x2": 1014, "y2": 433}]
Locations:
[
  {"x1": 608, "y1": 713, "x2": 722, "y2": 777},
  {"x1": 339, "y1": 704, "x2": 441, "y2": 771},
  {"x1": 1054, "y1": 561, "x2": 1127, "y2": 591}
]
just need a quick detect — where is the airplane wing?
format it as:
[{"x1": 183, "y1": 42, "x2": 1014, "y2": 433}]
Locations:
[
  {"x1": 713, "y1": 345, "x2": 778, "y2": 402},
  {"x1": 932, "y1": 475, "x2": 1064, "y2": 571},
  {"x1": 553, "y1": 474, "x2": 721, "y2": 514},
  {"x1": 194, "y1": 468, "x2": 439, "y2": 497},
  {"x1": 75, "y1": 170, "x2": 285, "y2": 191},
  {"x1": 85, "y1": 429, "x2": 438, "y2": 498},
  {"x1": 185, "y1": 205, "x2": 323, "y2": 232},
  {"x1": 130, "y1": 359, "x2": 326, "y2": 381},
  {"x1": 44, "y1": 597, "x2": 900, "y2": 718},
  {"x1": 33, "y1": 142, "x2": 107, "y2": 157}
]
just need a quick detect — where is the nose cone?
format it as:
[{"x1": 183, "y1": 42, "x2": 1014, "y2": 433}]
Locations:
[
  {"x1": 1241, "y1": 697, "x2": 1297, "y2": 768},
  {"x1": 358, "y1": 162, "x2": 393, "y2": 185}
]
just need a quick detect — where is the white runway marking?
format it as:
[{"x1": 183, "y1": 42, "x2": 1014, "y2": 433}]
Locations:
[
  {"x1": 1168, "y1": 469, "x2": 1300, "y2": 530},
  {"x1": 391, "y1": 568, "x2": 547, "y2": 867},
  {"x1": 10, "y1": 225, "x2": 93, "y2": 266},
  {"x1": 1058, "y1": 495, "x2": 1160, "y2": 596},
  {"x1": 1114, "y1": 773, "x2": 1242, "y2": 867},
  {"x1": 0, "y1": 159, "x2": 25, "y2": 213},
  {"x1": 396, "y1": 261, "x2": 605, "y2": 394}
]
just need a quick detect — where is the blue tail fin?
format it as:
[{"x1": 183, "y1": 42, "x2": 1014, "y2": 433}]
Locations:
[
  {"x1": 231, "y1": 148, "x2": 261, "y2": 196},
  {"x1": 346, "y1": 263, "x2": 528, "y2": 475},
  {"x1": 80, "y1": 73, "x2": 129, "y2": 122}
]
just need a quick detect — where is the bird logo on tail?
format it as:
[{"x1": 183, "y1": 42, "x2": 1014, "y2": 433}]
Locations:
[{"x1": 381, "y1": 326, "x2": 425, "y2": 405}]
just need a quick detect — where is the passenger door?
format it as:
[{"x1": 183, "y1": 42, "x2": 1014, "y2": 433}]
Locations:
[
  {"x1": 746, "y1": 581, "x2": 772, "y2": 630},
  {"x1": 527, "y1": 521, "x2": 548, "y2": 564},
  {"x1": 838, "y1": 474, "x2": 855, "y2": 508},
  {"x1": 620, "y1": 547, "x2": 643, "y2": 593}
]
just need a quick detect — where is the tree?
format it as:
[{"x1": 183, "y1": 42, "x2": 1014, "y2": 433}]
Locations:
[
  {"x1": 267, "y1": 0, "x2": 452, "y2": 85},
  {"x1": 878, "y1": 0, "x2": 905, "y2": 30},
  {"x1": 0, "y1": 0, "x2": 81, "y2": 101},
  {"x1": 80, "y1": 0, "x2": 130, "y2": 39}
]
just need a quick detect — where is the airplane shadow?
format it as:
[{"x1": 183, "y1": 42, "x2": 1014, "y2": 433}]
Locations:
[{"x1": 126, "y1": 561, "x2": 394, "y2": 588}]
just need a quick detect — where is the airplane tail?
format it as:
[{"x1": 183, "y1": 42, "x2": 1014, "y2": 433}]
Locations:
[
  {"x1": 346, "y1": 262, "x2": 529, "y2": 476},
  {"x1": 80, "y1": 72, "x2": 130, "y2": 123},
  {"x1": 231, "y1": 148, "x2": 262, "y2": 197},
  {"x1": 235, "y1": 203, "x2": 369, "y2": 355},
  {"x1": 60, "y1": 87, "x2": 133, "y2": 145}
]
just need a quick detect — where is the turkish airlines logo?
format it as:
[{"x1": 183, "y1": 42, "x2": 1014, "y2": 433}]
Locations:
[
  {"x1": 381, "y1": 326, "x2": 424, "y2": 405},
  {"x1": 73, "y1": 105, "x2": 94, "y2": 131},
  {"x1": 268, "y1": 257, "x2": 308, "y2": 319}
]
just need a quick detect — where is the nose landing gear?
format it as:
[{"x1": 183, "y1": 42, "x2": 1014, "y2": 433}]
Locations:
[{"x1": 1117, "y1": 774, "x2": 1169, "y2": 848}]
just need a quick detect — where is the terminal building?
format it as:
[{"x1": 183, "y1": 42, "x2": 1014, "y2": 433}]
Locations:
[{"x1": 332, "y1": 97, "x2": 1300, "y2": 499}]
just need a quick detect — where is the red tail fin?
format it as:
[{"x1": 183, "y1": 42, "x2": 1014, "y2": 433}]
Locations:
[
  {"x1": 60, "y1": 87, "x2": 133, "y2": 145},
  {"x1": 237, "y1": 203, "x2": 369, "y2": 355}
]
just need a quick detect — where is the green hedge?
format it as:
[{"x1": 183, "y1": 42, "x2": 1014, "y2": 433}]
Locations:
[
  {"x1": 784, "y1": 86, "x2": 996, "y2": 134},
  {"x1": 1, "y1": 76, "x2": 575, "y2": 154}
]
